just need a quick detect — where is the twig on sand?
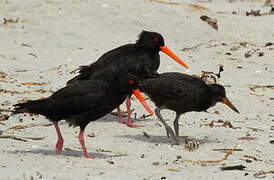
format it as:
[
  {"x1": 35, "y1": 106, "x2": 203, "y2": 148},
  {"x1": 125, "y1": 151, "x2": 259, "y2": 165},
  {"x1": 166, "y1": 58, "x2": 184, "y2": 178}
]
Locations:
[
  {"x1": 213, "y1": 148, "x2": 243, "y2": 152},
  {"x1": 200, "y1": 15, "x2": 218, "y2": 30},
  {"x1": 254, "y1": 169, "x2": 274, "y2": 178},
  {"x1": 110, "y1": 109, "x2": 135, "y2": 117},
  {"x1": 220, "y1": 165, "x2": 246, "y2": 171},
  {"x1": 21, "y1": 82, "x2": 47, "y2": 85},
  {"x1": 150, "y1": 0, "x2": 180, "y2": 5},
  {"x1": 95, "y1": 148, "x2": 127, "y2": 157},
  {"x1": 40, "y1": 66, "x2": 62, "y2": 73},
  {"x1": 249, "y1": 85, "x2": 274, "y2": 91},
  {"x1": 3, "y1": 17, "x2": 19, "y2": 25},
  {"x1": 198, "y1": 145, "x2": 238, "y2": 165},
  {"x1": 143, "y1": 131, "x2": 150, "y2": 138},
  {"x1": 150, "y1": 0, "x2": 209, "y2": 11},
  {"x1": 247, "y1": 127, "x2": 264, "y2": 132},
  {"x1": 27, "y1": 53, "x2": 37, "y2": 58},
  {"x1": 0, "y1": 135, "x2": 46, "y2": 142},
  {"x1": 173, "y1": 144, "x2": 239, "y2": 166},
  {"x1": 0, "y1": 114, "x2": 9, "y2": 121},
  {"x1": 0, "y1": 109, "x2": 13, "y2": 113},
  {"x1": 199, "y1": 65, "x2": 224, "y2": 84},
  {"x1": 5, "y1": 123, "x2": 52, "y2": 132},
  {"x1": 24, "y1": 136, "x2": 46, "y2": 140},
  {"x1": 246, "y1": 6, "x2": 274, "y2": 16},
  {"x1": 243, "y1": 155, "x2": 263, "y2": 161},
  {"x1": 238, "y1": 136, "x2": 257, "y2": 141},
  {"x1": 200, "y1": 120, "x2": 214, "y2": 127},
  {"x1": 200, "y1": 120, "x2": 240, "y2": 129}
]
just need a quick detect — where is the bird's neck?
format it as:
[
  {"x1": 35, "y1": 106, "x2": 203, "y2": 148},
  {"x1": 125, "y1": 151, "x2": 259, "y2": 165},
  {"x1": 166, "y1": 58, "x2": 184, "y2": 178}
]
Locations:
[
  {"x1": 209, "y1": 94, "x2": 219, "y2": 107},
  {"x1": 136, "y1": 42, "x2": 160, "y2": 52}
]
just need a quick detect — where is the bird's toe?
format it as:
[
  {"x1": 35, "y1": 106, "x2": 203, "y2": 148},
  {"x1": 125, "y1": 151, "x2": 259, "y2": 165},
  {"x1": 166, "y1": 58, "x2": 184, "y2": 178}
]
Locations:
[
  {"x1": 84, "y1": 154, "x2": 95, "y2": 159},
  {"x1": 126, "y1": 121, "x2": 140, "y2": 128}
]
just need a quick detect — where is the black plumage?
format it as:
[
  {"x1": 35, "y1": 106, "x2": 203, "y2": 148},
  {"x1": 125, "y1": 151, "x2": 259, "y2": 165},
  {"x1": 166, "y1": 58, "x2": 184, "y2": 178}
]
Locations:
[
  {"x1": 13, "y1": 73, "x2": 143, "y2": 158},
  {"x1": 140, "y1": 72, "x2": 239, "y2": 144},
  {"x1": 67, "y1": 31, "x2": 188, "y2": 84},
  {"x1": 67, "y1": 31, "x2": 188, "y2": 127}
]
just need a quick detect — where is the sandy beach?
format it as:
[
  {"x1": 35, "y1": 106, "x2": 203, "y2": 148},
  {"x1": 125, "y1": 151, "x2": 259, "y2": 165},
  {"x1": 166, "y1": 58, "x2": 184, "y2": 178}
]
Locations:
[{"x1": 0, "y1": 0, "x2": 274, "y2": 179}]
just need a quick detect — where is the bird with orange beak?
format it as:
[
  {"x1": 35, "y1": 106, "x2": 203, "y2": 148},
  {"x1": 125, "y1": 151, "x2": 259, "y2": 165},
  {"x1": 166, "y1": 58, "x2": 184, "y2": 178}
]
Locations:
[
  {"x1": 139, "y1": 72, "x2": 239, "y2": 144},
  {"x1": 67, "y1": 31, "x2": 189, "y2": 128},
  {"x1": 13, "y1": 72, "x2": 153, "y2": 158}
]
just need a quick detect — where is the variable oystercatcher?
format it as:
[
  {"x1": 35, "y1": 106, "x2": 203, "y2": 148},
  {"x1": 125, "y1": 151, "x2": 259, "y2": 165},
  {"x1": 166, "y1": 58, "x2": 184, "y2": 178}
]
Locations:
[
  {"x1": 13, "y1": 72, "x2": 153, "y2": 158},
  {"x1": 139, "y1": 72, "x2": 239, "y2": 144},
  {"x1": 67, "y1": 31, "x2": 189, "y2": 128}
]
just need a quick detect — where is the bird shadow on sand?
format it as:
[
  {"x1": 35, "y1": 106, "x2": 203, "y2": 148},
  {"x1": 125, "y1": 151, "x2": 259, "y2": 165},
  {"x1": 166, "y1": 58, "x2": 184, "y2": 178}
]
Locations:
[
  {"x1": 115, "y1": 134, "x2": 217, "y2": 145},
  {"x1": 95, "y1": 114, "x2": 154, "y2": 123},
  {"x1": 8, "y1": 149, "x2": 126, "y2": 159}
]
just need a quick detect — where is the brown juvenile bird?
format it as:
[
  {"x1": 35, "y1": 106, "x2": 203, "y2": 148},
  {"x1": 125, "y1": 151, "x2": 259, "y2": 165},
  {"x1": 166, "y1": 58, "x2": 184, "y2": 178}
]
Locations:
[{"x1": 140, "y1": 72, "x2": 239, "y2": 144}]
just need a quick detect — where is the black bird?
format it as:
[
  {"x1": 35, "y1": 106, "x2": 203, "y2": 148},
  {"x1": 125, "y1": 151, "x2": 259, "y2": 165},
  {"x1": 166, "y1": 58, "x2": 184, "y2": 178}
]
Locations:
[
  {"x1": 13, "y1": 72, "x2": 153, "y2": 158},
  {"x1": 67, "y1": 31, "x2": 189, "y2": 128},
  {"x1": 139, "y1": 72, "x2": 239, "y2": 144}
]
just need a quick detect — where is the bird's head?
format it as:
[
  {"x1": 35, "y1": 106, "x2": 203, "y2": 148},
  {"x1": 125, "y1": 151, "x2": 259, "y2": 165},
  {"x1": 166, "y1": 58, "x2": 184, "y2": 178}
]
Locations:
[
  {"x1": 137, "y1": 31, "x2": 165, "y2": 50},
  {"x1": 116, "y1": 72, "x2": 154, "y2": 115},
  {"x1": 116, "y1": 72, "x2": 139, "y2": 93},
  {"x1": 137, "y1": 31, "x2": 189, "y2": 69},
  {"x1": 208, "y1": 84, "x2": 239, "y2": 113}
]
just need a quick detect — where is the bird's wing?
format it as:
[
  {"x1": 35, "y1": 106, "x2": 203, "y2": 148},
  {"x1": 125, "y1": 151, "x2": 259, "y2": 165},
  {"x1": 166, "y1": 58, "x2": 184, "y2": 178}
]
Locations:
[
  {"x1": 69, "y1": 44, "x2": 133, "y2": 79},
  {"x1": 47, "y1": 82, "x2": 107, "y2": 114},
  {"x1": 67, "y1": 46, "x2": 133, "y2": 85},
  {"x1": 140, "y1": 78, "x2": 182, "y2": 101},
  {"x1": 141, "y1": 73, "x2": 207, "y2": 101},
  {"x1": 119, "y1": 47, "x2": 158, "y2": 77}
]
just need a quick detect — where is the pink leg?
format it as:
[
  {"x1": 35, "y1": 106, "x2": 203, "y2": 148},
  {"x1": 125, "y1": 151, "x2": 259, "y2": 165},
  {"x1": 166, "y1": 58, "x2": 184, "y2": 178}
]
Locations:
[
  {"x1": 53, "y1": 122, "x2": 64, "y2": 155},
  {"x1": 78, "y1": 130, "x2": 95, "y2": 159},
  {"x1": 117, "y1": 106, "x2": 125, "y2": 123},
  {"x1": 126, "y1": 97, "x2": 140, "y2": 128}
]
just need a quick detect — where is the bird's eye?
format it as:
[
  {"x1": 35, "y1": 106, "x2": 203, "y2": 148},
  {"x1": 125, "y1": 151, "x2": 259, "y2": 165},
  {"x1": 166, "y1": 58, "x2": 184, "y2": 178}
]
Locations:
[
  {"x1": 153, "y1": 37, "x2": 159, "y2": 42},
  {"x1": 127, "y1": 80, "x2": 135, "y2": 84}
]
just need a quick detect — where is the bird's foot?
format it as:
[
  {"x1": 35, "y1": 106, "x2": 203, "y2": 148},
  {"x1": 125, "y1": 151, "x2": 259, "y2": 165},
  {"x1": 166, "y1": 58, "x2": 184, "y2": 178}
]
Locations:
[
  {"x1": 170, "y1": 137, "x2": 180, "y2": 145},
  {"x1": 83, "y1": 153, "x2": 95, "y2": 159},
  {"x1": 117, "y1": 119, "x2": 140, "y2": 128},
  {"x1": 173, "y1": 138, "x2": 180, "y2": 145},
  {"x1": 164, "y1": 126, "x2": 180, "y2": 145},
  {"x1": 55, "y1": 149, "x2": 63, "y2": 155},
  {"x1": 165, "y1": 126, "x2": 176, "y2": 139},
  {"x1": 184, "y1": 139, "x2": 200, "y2": 151},
  {"x1": 55, "y1": 140, "x2": 63, "y2": 155},
  {"x1": 117, "y1": 119, "x2": 127, "y2": 124},
  {"x1": 126, "y1": 121, "x2": 140, "y2": 128}
]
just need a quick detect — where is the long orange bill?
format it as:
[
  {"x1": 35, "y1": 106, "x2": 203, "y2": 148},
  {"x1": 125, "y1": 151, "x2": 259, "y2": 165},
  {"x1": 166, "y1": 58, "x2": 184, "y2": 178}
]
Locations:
[
  {"x1": 221, "y1": 97, "x2": 239, "y2": 113},
  {"x1": 132, "y1": 89, "x2": 154, "y2": 115},
  {"x1": 160, "y1": 45, "x2": 189, "y2": 69}
]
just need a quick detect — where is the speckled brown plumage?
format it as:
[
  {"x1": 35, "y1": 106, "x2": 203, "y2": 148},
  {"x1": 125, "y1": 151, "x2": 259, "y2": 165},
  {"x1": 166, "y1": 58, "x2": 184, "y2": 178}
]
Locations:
[{"x1": 140, "y1": 72, "x2": 239, "y2": 144}]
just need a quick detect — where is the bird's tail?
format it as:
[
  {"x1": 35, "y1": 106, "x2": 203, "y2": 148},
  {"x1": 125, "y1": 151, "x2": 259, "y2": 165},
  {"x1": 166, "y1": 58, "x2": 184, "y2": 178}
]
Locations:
[
  {"x1": 12, "y1": 100, "x2": 45, "y2": 115},
  {"x1": 66, "y1": 75, "x2": 82, "y2": 85},
  {"x1": 67, "y1": 65, "x2": 95, "y2": 85}
]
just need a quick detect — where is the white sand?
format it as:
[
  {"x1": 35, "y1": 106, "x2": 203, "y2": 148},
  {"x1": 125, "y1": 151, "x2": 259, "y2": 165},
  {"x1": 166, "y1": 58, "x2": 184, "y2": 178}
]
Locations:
[{"x1": 0, "y1": 0, "x2": 273, "y2": 179}]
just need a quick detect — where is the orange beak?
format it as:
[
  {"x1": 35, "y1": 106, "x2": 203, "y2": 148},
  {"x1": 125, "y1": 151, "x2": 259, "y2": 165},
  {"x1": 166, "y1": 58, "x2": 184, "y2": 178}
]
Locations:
[
  {"x1": 132, "y1": 89, "x2": 154, "y2": 115},
  {"x1": 221, "y1": 97, "x2": 239, "y2": 113},
  {"x1": 160, "y1": 45, "x2": 189, "y2": 69}
]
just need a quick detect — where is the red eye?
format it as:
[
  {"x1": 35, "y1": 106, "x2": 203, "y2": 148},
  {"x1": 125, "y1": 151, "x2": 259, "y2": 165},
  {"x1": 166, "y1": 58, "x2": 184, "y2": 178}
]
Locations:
[
  {"x1": 128, "y1": 80, "x2": 135, "y2": 84},
  {"x1": 153, "y1": 38, "x2": 159, "y2": 42}
]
